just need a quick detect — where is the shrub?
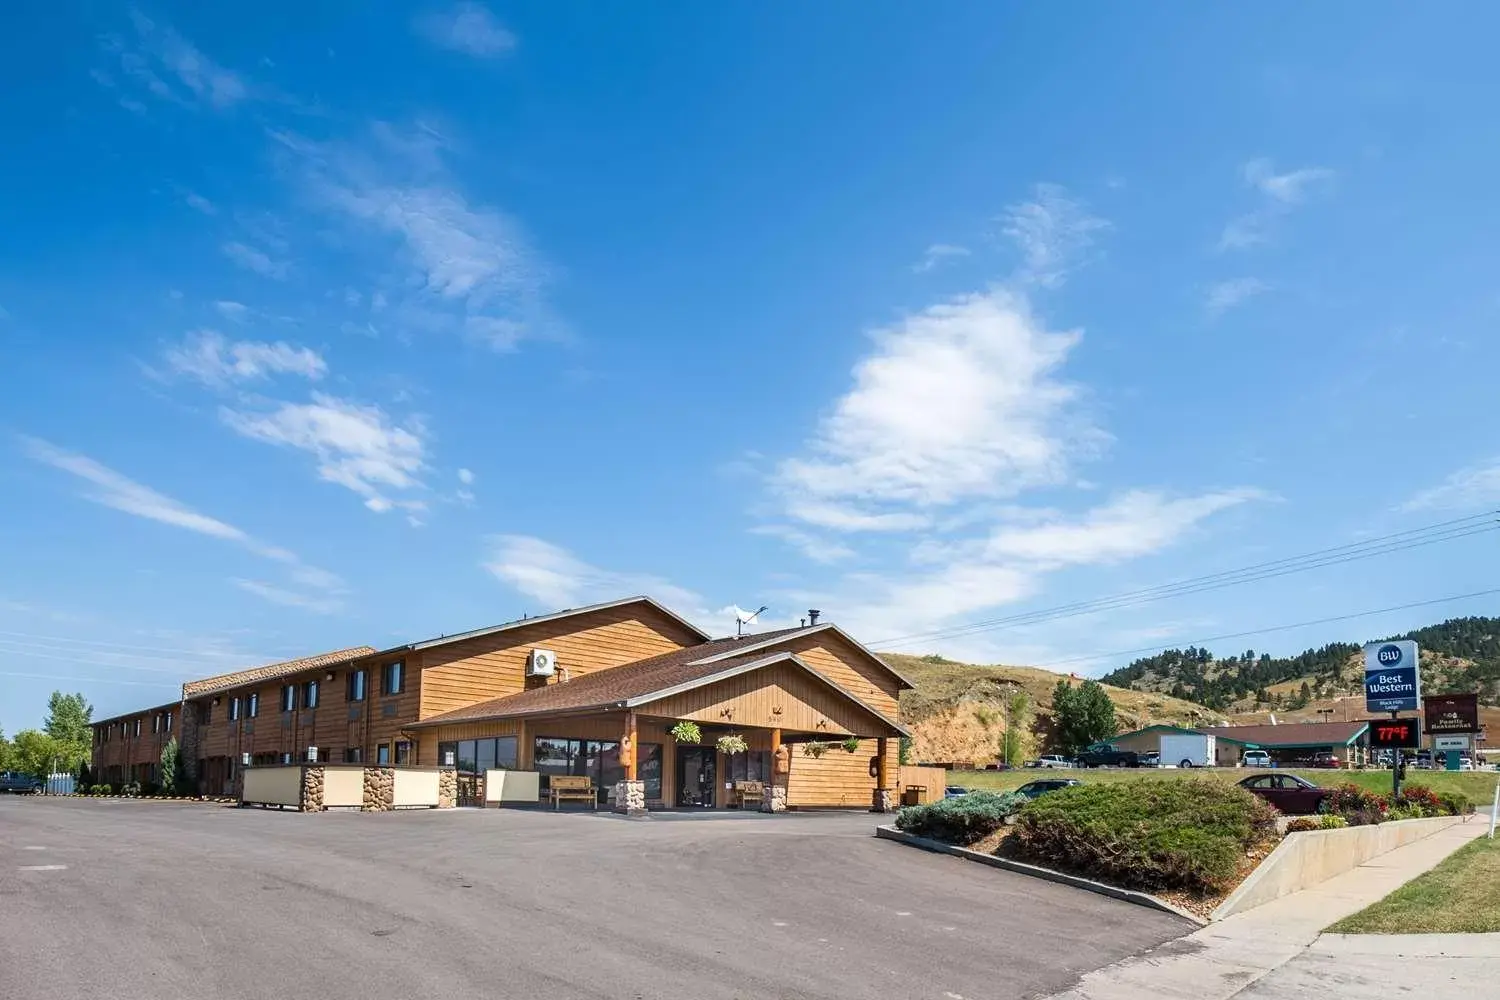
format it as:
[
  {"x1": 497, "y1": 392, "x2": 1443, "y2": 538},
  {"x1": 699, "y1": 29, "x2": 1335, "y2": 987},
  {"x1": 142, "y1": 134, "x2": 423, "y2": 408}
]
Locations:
[
  {"x1": 1438, "y1": 791, "x2": 1475, "y2": 816},
  {"x1": 1285, "y1": 817, "x2": 1321, "y2": 833},
  {"x1": 1009, "y1": 778, "x2": 1278, "y2": 895},
  {"x1": 1386, "y1": 805, "x2": 1423, "y2": 822},
  {"x1": 1391, "y1": 785, "x2": 1443, "y2": 818},
  {"x1": 1319, "y1": 814, "x2": 1348, "y2": 830},
  {"x1": 895, "y1": 791, "x2": 1027, "y2": 845},
  {"x1": 1325, "y1": 783, "x2": 1388, "y2": 824},
  {"x1": 121, "y1": 781, "x2": 141, "y2": 797}
]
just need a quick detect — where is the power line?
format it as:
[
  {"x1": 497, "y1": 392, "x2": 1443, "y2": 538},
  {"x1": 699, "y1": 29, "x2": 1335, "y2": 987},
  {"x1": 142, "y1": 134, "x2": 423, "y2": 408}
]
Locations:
[
  {"x1": 0, "y1": 628, "x2": 261, "y2": 660},
  {"x1": 1030, "y1": 586, "x2": 1500, "y2": 673},
  {"x1": 868, "y1": 510, "x2": 1499, "y2": 648},
  {"x1": 0, "y1": 644, "x2": 214, "y2": 676}
]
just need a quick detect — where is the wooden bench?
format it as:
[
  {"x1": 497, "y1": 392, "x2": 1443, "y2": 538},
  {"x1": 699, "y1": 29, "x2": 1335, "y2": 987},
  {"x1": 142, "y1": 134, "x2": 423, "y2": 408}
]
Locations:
[
  {"x1": 547, "y1": 775, "x2": 597, "y2": 810},
  {"x1": 733, "y1": 780, "x2": 764, "y2": 809}
]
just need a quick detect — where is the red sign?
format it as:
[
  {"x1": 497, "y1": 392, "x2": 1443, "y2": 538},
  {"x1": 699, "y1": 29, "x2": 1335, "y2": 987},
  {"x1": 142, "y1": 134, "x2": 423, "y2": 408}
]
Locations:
[
  {"x1": 1368, "y1": 717, "x2": 1421, "y2": 749},
  {"x1": 1424, "y1": 694, "x2": 1480, "y2": 735}
]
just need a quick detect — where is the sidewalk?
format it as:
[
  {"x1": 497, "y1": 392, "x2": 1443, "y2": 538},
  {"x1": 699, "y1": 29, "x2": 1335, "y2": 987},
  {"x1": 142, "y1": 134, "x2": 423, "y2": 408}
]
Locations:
[{"x1": 1040, "y1": 819, "x2": 1494, "y2": 1000}]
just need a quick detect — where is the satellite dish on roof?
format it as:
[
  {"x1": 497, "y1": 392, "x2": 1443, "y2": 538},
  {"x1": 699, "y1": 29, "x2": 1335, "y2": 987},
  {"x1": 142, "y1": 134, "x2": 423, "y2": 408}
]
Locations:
[{"x1": 734, "y1": 605, "x2": 768, "y2": 637}]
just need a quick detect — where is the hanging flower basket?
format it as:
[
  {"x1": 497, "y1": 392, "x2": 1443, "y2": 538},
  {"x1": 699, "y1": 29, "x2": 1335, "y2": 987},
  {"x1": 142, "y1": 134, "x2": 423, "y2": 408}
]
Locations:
[
  {"x1": 841, "y1": 736, "x2": 861, "y2": 753},
  {"x1": 716, "y1": 734, "x2": 748, "y2": 756},
  {"x1": 669, "y1": 721, "x2": 702, "y2": 744},
  {"x1": 802, "y1": 741, "x2": 832, "y2": 758}
]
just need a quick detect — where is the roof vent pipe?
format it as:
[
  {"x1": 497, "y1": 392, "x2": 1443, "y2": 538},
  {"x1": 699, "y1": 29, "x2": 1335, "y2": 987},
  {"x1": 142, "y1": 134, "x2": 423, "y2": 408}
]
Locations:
[{"x1": 807, "y1": 609, "x2": 821, "y2": 626}]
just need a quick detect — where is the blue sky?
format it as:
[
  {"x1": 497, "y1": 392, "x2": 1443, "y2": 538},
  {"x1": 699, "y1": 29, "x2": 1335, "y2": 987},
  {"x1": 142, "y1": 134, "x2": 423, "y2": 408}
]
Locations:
[{"x1": 4, "y1": 4, "x2": 1499, "y2": 729}]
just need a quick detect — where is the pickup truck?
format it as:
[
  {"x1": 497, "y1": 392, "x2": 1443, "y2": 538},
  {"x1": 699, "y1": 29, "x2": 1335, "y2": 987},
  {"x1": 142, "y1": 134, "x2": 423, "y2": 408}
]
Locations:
[
  {"x1": 0, "y1": 770, "x2": 42, "y2": 793},
  {"x1": 1073, "y1": 744, "x2": 1141, "y2": 768}
]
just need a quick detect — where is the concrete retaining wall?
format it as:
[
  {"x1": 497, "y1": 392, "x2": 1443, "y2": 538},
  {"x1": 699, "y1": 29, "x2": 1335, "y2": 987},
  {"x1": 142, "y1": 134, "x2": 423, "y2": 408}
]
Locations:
[
  {"x1": 241, "y1": 766, "x2": 302, "y2": 807},
  {"x1": 393, "y1": 768, "x2": 441, "y2": 808},
  {"x1": 485, "y1": 769, "x2": 540, "y2": 804},
  {"x1": 322, "y1": 767, "x2": 364, "y2": 808},
  {"x1": 1212, "y1": 815, "x2": 1463, "y2": 920}
]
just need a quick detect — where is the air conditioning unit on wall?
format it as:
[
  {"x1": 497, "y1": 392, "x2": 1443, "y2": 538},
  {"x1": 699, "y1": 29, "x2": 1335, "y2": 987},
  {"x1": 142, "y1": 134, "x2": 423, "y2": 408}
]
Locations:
[{"x1": 526, "y1": 648, "x2": 557, "y2": 677}]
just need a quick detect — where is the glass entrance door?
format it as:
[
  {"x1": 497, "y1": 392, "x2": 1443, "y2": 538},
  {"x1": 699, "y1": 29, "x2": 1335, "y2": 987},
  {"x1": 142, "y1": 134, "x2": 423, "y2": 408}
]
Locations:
[{"x1": 676, "y1": 747, "x2": 716, "y2": 808}]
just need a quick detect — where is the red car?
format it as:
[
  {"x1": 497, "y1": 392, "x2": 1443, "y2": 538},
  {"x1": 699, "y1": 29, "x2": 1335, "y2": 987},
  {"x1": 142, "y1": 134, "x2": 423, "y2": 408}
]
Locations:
[
  {"x1": 1238, "y1": 773, "x2": 1327, "y2": 815},
  {"x1": 1309, "y1": 752, "x2": 1342, "y2": 769}
]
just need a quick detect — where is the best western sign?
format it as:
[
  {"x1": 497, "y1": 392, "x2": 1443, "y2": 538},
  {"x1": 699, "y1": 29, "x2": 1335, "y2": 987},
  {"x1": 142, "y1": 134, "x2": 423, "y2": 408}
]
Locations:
[
  {"x1": 1364, "y1": 640, "x2": 1421, "y2": 713},
  {"x1": 1424, "y1": 693, "x2": 1480, "y2": 735}
]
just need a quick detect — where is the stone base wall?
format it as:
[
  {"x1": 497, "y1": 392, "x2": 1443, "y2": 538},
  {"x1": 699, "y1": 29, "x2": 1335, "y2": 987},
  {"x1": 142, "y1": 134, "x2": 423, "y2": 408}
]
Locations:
[
  {"x1": 178, "y1": 699, "x2": 201, "y2": 791},
  {"x1": 761, "y1": 782, "x2": 789, "y2": 813},
  {"x1": 362, "y1": 767, "x2": 395, "y2": 812},
  {"x1": 301, "y1": 766, "x2": 325, "y2": 812},
  {"x1": 613, "y1": 779, "x2": 647, "y2": 816},
  {"x1": 437, "y1": 768, "x2": 457, "y2": 809},
  {"x1": 870, "y1": 788, "x2": 895, "y2": 814}
]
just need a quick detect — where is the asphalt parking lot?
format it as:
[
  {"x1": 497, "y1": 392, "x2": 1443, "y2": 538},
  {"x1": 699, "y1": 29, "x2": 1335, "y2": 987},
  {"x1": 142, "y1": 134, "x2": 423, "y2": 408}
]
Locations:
[{"x1": 0, "y1": 797, "x2": 1188, "y2": 1000}]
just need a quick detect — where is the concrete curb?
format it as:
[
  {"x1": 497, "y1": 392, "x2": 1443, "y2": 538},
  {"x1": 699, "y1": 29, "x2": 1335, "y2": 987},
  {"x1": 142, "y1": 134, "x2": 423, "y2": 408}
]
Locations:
[{"x1": 874, "y1": 825, "x2": 1205, "y2": 926}]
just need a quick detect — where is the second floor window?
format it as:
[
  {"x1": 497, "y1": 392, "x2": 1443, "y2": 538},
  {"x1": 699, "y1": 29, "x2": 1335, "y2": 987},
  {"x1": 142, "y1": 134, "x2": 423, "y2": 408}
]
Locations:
[
  {"x1": 381, "y1": 661, "x2": 404, "y2": 696},
  {"x1": 303, "y1": 680, "x2": 319, "y2": 709},
  {"x1": 281, "y1": 685, "x2": 296, "y2": 712},
  {"x1": 347, "y1": 669, "x2": 367, "y2": 702},
  {"x1": 248, "y1": 692, "x2": 259, "y2": 718},
  {"x1": 229, "y1": 697, "x2": 241, "y2": 721}
]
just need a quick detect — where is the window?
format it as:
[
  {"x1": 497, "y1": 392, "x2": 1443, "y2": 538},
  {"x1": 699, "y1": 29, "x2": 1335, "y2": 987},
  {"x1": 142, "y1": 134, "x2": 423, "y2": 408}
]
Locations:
[
  {"x1": 726, "y1": 750, "x2": 771, "y2": 784},
  {"x1": 377, "y1": 743, "x2": 391, "y2": 765},
  {"x1": 533, "y1": 737, "x2": 630, "y2": 801},
  {"x1": 229, "y1": 697, "x2": 241, "y2": 721},
  {"x1": 438, "y1": 741, "x2": 458, "y2": 766},
  {"x1": 347, "y1": 669, "x2": 367, "y2": 702},
  {"x1": 281, "y1": 685, "x2": 296, "y2": 713},
  {"x1": 344, "y1": 747, "x2": 364, "y2": 763},
  {"x1": 280, "y1": 753, "x2": 293, "y2": 765},
  {"x1": 165, "y1": 711, "x2": 173, "y2": 733},
  {"x1": 395, "y1": 740, "x2": 413, "y2": 765},
  {"x1": 202, "y1": 701, "x2": 212, "y2": 725},
  {"x1": 446, "y1": 737, "x2": 518, "y2": 775},
  {"x1": 152, "y1": 714, "x2": 160, "y2": 734},
  {"x1": 132, "y1": 719, "x2": 142, "y2": 737},
  {"x1": 381, "y1": 661, "x2": 404, "y2": 696},
  {"x1": 303, "y1": 680, "x2": 319, "y2": 709},
  {"x1": 247, "y1": 692, "x2": 259, "y2": 718}
]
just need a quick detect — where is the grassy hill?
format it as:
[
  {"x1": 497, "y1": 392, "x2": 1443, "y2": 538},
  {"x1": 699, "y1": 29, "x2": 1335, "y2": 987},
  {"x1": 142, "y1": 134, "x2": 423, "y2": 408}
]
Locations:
[
  {"x1": 882, "y1": 652, "x2": 1222, "y2": 765},
  {"x1": 1099, "y1": 616, "x2": 1500, "y2": 712}
]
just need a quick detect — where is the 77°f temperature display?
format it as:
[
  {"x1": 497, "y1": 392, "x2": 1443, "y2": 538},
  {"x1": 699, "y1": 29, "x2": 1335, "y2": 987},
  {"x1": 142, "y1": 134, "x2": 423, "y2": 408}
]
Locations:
[{"x1": 1367, "y1": 717, "x2": 1420, "y2": 750}]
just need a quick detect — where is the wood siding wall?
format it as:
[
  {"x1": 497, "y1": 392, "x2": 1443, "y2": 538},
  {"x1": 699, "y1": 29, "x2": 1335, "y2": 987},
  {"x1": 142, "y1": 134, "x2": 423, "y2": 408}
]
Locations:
[
  {"x1": 417, "y1": 607, "x2": 702, "y2": 718},
  {"x1": 764, "y1": 633, "x2": 903, "y2": 719},
  {"x1": 639, "y1": 662, "x2": 880, "y2": 736},
  {"x1": 91, "y1": 704, "x2": 177, "y2": 781},
  {"x1": 785, "y1": 738, "x2": 897, "y2": 808}
]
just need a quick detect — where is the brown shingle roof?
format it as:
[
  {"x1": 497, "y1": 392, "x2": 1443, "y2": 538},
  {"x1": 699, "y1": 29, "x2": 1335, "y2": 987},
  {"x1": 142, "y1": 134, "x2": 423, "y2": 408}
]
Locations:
[
  {"x1": 1197, "y1": 721, "x2": 1370, "y2": 747},
  {"x1": 182, "y1": 646, "x2": 376, "y2": 698}
]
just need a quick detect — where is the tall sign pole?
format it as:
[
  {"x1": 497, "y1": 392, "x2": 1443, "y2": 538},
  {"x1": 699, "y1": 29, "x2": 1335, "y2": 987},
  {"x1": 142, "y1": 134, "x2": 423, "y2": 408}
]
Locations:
[{"x1": 1364, "y1": 640, "x2": 1420, "y2": 800}]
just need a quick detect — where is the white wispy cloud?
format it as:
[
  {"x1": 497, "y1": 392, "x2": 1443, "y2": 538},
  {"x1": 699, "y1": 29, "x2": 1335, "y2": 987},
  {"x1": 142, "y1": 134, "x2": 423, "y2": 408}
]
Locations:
[
  {"x1": 163, "y1": 330, "x2": 326, "y2": 386},
  {"x1": 1218, "y1": 158, "x2": 1333, "y2": 252},
  {"x1": 1205, "y1": 277, "x2": 1269, "y2": 317},
  {"x1": 214, "y1": 300, "x2": 250, "y2": 322},
  {"x1": 267, "y1": 122, "x2": 551, "y2": 351},
  {"x1": 912, "y1": 243, "x2": 970, "y2": 274},
  {"x1": 182, "y1": 190, "x2": 217, "y2": 215},
  {"x1": 998, "y1": 183, "x2": 1109, "y2": 288},
  {"x1": 98, "y1": 11, "x2": 249, "y2": 111},
  {"x1": 776, "y1": 289, "x2": 1099, "y2": 528},
  {"x1": 231, "y1": 579, "x2": 342, "y2": 614},
  {"x1": 483, "y1": 535, "x2": 700, "y2": 612},
  {"x1": 220, "y1": 393, "x2": 428, "y2": 513},
  {"x1": 414, "y1": 2, "x2": 517, "y2": 58},
  {"x1": 1401, "y1": 458, "x2": 1500, "y2": 512},
  {"x1": 457, "y1": 467, "x2": 475, "y2": 485},
  {"x1": 749, "y1": 525, "x2": 855, "y2": 564},
  {"x1": 21, "y1": 437, "x2": 342, "y2": 611},
  {"x1": 222, "y1": 241, "x2": 289, "y2": 279}
]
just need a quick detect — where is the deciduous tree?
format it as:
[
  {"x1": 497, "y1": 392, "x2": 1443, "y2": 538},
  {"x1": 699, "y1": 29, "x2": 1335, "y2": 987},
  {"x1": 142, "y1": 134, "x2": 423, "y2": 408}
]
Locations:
[{"x1": 1051, "y1": 678, "x2": 1118, "y2": 754}]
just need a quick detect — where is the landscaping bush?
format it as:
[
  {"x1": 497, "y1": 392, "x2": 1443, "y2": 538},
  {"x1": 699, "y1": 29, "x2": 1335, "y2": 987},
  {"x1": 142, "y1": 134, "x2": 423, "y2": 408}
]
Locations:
[
  {"x1": 1325, "y1": 783, "x2": 1389, "y2": 825},
  {"x1": 1009, "y1": 778, "x2": 1278, "y2": 895},
  {"x1": 895, "y1": 791, "x2": 1027, "y2": 845},
  {"x1": 121, "y1": 781, "x2": 141, "y2": 797},
  {"x1": 1318, "y1": 814, "x2": 1349, "y2": 830},
  {"x1": 1392, "y1": 785, "x2": 1443, "y2": 818},
  {"x1": 1438, "y1": 791, "x2": 1475, "y2": 816}
]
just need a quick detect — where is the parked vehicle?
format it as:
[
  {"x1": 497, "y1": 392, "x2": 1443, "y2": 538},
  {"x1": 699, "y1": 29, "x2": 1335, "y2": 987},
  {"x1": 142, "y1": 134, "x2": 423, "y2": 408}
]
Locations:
[
  {"x1": 1015, "y1": 778, "x2": 1082, "y2": 799},
  {"x1": 1238, "y1": 773, "x2": 1327, "y2": 815},
  {"x1": 1160, "y1": 733, "x2": 1216, "y2": 769},
  {"x1": 1031, "y1": 755, "x2": 1075, "y2": 769},
  {"x1": 943, "y1": 786, "x2": 970, "y2": 799},
  {"x1": 1308, "y1": 752, "x2": 1341, "y2": 769},
  {"x1": 0, "y1": 771, "x2": 42, "y2": 794},
  {"x1": 1241, "y1": 750, "x2": 1272, "y2": 768},
  {"x1": 1074, "y1": 744, "x2": 1141, "y2": 768},
  {"x1": 1138, "y1": 752, "x2": 1160, "y2": 768}
]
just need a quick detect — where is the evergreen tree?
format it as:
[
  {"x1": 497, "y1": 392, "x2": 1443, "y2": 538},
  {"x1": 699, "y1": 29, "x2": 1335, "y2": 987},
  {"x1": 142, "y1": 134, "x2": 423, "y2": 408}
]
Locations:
[
  {"x1": 159, "y1": 738, "x2": 186, "y2": 796},
  {"x1": 1001, "y1": 689, "x2": 1034, "y2": 766}
]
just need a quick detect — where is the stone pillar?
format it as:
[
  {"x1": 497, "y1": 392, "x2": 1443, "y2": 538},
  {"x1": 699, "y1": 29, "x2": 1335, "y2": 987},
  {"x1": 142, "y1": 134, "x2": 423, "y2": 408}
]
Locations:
[
  {"x1": 613, "y1": 779, "x2": 647, "y2": 816},
  {"x1": 871, "y1": 788, "x2": 896, "y2": 813},
  {"x1": 761, "y1": 782, "x2": 788, "y2": 813},
  {"x1": 178, "y1": 699, "x2": 201, "y2": 793},
  {"x1": 301, "y1": 766, "x2": 325, "y2": 812},
  {"x1": 362, "y1": 767, "x2": 395, "y2": 811},
  {"x1": 437, "y1": 768, "x2": 457, "y2": 808}
]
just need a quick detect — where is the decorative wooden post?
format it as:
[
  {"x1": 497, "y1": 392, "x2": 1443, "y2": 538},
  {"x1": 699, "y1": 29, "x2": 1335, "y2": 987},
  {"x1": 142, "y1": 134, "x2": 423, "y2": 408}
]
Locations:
[
  {"x1": 763, "y1": 727, "x2": 789, "y2": 813},
  {"x1": 872, "y1": 736, "x2": 894, "y2": 813},
  {"x1": 614, "y1": 711, "x2": 646, "y2": 816}
]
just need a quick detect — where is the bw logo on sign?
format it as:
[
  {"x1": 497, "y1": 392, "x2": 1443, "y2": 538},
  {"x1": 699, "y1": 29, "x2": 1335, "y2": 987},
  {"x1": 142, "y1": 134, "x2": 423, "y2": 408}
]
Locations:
[{"x1": 1363, "y1": 640, "x2": 1420, "y2": 714}]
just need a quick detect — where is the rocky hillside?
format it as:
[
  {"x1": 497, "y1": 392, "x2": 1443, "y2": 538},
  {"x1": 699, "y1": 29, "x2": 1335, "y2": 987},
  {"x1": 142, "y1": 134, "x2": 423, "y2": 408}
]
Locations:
[
  {"x1": 1099, "y1": 616, "x2": 1500, "y2": 711},
  {"x1": 883, "y1": 653, "x2": 1221, "y2": 765}
]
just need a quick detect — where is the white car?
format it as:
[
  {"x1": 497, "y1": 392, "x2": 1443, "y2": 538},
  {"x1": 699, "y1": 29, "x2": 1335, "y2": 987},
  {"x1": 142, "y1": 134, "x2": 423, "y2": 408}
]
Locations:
[
  {"x1": 1241, "y1": 750, "x2": 1272, "y2": 768},
  {"x1": 1035, "y1": 755, "x2": 1074, "y2": 769}
]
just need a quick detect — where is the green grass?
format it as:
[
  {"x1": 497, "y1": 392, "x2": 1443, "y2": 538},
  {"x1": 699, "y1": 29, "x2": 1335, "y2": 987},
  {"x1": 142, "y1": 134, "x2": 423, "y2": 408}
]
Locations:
[
  {"x1": 953, "y1": 766, "x2": 1500, "y2": 802},
  {"x1": 1328, "y1": 833, "x2": 1500, "y2": 933}
]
